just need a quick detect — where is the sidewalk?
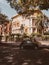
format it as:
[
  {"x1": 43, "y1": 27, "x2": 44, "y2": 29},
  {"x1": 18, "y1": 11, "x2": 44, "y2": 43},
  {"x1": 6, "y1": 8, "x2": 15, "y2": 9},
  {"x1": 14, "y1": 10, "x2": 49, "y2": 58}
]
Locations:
[
  {"x1": 0, "y1": 41, "x2": 21, "y2": 46},
  {"x1": 39, "y1": 41, "x2": 49, "y2": 46},
  {"x1": 1, "y1": 40, "x2": 49, "y2": 46}
]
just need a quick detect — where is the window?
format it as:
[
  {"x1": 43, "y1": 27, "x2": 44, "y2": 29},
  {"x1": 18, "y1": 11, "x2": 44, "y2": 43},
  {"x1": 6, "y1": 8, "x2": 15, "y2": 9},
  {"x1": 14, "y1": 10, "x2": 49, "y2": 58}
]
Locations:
[{"x1": 17, "y1": 22, "x2": 20, "y2": 27}]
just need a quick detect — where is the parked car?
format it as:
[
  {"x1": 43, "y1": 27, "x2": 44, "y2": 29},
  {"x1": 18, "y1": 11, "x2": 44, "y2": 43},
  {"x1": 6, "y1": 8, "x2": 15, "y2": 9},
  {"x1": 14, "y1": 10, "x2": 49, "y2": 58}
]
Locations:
[{"x1": 20, "y1": 38, "x2": 41, "y2": 50}]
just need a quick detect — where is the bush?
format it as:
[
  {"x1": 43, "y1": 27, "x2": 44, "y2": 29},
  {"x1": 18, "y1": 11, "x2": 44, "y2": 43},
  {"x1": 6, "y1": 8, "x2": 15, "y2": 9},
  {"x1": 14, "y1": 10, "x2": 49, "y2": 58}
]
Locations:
[
  {"x1": 44, "y1": 32, "x2": 49, "y2": 35},
  {"x1": 42, "y1": 35, "x2": 49, "y2": 40},
  {"x1": 22, "y1": 33, "x2": 29, "y2": 38},
  {"x1": 31, "y1": 33, "x2": 41, "y2": 38}
]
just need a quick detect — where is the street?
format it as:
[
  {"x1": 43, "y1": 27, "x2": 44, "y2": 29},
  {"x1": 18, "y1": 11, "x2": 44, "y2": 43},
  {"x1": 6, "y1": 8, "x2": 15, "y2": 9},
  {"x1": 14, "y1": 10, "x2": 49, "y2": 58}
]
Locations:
[{"x1": 0, "y1": 43, "x2": 49, "y2": 65}]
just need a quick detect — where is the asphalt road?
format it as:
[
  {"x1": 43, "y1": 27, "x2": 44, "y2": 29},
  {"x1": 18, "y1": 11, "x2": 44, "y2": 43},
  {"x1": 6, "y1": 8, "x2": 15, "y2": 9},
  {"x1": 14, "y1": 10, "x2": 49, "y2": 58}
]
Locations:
[{"x1": 0, "y1": 43, "x2": 49, "y2": 65}]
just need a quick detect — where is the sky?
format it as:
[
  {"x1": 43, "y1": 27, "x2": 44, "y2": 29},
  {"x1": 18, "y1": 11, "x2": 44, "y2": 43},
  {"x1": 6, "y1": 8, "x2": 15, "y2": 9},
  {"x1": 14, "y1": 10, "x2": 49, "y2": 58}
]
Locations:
[
  {"x1": 0, "y1": 0, "x2": 49, "y2": 19},
  {"x1": 0, "y1": 0, "x2": 17, "y2": 19}
]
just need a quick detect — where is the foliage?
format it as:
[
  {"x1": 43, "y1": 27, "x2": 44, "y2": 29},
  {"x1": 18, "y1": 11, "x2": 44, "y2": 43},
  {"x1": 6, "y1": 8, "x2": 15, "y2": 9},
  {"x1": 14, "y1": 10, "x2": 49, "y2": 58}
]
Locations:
[
  {"x1": 0, "y1": 13, "x2": 7, "y2": 19},
  {"x1": 31, "y1": 33, "x2": 41, "y2": 37},
  {"x1": 0, "y1": 13, "x2": 8, "y2": 24},
  {"x1": 20, "y1": 24, "x2": 24, "y2": 30},
  {"x1": 6, "y1": 0, "x2": 49, "y2": 13},
  {"x1": 22, "y1": 33, "x2": 29, "y2": 38},
  {"x1": 44, "y1": 32, "x2": 49, "y2": 35},
  {"x1": 16, "y1": 33, "x2": 21, "y2": 37},
  {"x1": 41, "y1": 35, "x2": 49, "y2": 40}
]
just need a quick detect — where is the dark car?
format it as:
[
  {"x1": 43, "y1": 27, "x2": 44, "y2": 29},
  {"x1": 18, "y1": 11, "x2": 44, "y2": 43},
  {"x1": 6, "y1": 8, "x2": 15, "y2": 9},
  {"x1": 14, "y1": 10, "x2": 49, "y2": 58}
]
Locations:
[{"x1": 20, "y1": 38, "x2": 40, "y2": 50}]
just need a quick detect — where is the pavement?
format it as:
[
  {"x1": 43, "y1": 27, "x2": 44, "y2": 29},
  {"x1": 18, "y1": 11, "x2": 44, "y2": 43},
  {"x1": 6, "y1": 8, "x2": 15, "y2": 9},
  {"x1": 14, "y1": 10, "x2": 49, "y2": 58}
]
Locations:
[
  {"x1": 39, "y1": 41, "x2": 49, "y2": 46},
  {"x1": 0, "y1": 40, "x2": 49, "y2": 46},
  {"x1": 0, "y1": 40, "x2": 49, "y2": 65},
  {"x1": 0, "y1": 41, "x2": 21, "y2": 46},
  {"x1": 0, "y1": 42, "x2": 49, "y2": 65}
]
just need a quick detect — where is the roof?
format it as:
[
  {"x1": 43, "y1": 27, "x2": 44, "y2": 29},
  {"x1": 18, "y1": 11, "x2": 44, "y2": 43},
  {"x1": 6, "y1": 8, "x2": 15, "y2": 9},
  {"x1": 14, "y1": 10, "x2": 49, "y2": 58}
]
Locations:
[{"x1": 12, "y1": 14, "x2": 21, "y2": 19}]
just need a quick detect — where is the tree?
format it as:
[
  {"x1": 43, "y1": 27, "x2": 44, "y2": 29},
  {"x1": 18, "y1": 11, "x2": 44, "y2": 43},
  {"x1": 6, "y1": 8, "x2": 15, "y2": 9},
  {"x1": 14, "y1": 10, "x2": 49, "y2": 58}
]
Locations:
[
  {"x1": 6, "y1": 0, "x2": 49, "y2": 13},
  {"x1": 20, "y1": 24, "x2": 24, "y2": 34},
  {"x1": 35, "y1": 14, "x2": 44, "y2": 34},
  {"x1": 0, "y1": 13, "x2": 8, "y2": 24}
]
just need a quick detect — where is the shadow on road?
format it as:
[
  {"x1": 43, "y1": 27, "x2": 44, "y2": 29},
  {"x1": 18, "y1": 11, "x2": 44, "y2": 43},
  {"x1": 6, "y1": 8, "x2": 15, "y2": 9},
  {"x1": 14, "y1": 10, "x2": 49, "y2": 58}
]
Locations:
[{"x1": 0, "y1": 43, "x2": 49, "y2": 65}]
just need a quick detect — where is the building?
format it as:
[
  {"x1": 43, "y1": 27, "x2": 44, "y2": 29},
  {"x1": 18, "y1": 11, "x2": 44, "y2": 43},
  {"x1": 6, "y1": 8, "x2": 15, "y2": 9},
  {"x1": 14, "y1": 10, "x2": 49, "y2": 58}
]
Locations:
[{"x1": 11, "y1": 9, "x2": 47, "y2": 35}]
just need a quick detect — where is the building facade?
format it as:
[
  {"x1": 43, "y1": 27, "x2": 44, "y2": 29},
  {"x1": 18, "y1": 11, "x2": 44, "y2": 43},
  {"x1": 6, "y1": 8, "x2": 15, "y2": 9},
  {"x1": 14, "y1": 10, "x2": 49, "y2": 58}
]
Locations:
[{"x1": 11, "y1": 10, "x2": 48, "y2": 35}]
